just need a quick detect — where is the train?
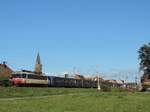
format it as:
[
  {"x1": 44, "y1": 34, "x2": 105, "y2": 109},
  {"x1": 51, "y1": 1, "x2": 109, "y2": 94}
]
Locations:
[{"x1": 10, "y1": 71, "x2": 98, "y2": 88}]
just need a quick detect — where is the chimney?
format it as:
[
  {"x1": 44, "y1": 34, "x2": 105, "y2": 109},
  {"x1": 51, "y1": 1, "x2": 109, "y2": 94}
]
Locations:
[{"x1": 3, "y1": 61, "x2": 7, "y2": 68}]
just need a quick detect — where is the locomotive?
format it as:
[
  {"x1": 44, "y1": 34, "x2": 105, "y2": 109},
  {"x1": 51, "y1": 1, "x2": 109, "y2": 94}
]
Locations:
[{"x1": 10, "y1": 71, "x2": 98, "y2": 88}]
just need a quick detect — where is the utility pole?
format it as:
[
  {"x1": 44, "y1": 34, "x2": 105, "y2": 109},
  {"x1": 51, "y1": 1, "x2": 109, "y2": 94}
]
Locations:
[{"x1": 97, "y1": 75, "x2": 101, "y2": 91}]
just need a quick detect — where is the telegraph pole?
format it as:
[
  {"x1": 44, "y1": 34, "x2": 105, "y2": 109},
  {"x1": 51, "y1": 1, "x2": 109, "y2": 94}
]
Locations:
[{"x1": 97, "y1": 76, "x2": 101, "y2": 91}]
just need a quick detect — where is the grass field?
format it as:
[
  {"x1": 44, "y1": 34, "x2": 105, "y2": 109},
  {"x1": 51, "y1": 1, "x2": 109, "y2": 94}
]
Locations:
[
  {"x1": 0, "y1": 87, "x2": 95, "y2": 98},
  {"x1": 0, "y1": 87, "x2": 150, "y2": 112}
]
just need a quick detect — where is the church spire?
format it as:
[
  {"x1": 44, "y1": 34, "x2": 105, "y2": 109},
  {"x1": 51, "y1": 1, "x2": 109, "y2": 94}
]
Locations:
[
  {"x1": 35, "y1": 52, "x2": 42, "y2": 75},
  {"x1": 36, "y1": 52, "x2": 41, "y2": 64}
]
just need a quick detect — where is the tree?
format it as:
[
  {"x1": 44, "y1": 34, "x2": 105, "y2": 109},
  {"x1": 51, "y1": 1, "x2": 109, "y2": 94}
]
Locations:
[{"x1": 138, "y1": 43, "x2": 150, "y2": 78}]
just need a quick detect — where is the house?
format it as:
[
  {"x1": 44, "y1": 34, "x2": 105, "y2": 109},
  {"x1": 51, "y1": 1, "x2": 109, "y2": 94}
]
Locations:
[{"x1": 0, "y1": 62, "x2": 13, "y2": 78}]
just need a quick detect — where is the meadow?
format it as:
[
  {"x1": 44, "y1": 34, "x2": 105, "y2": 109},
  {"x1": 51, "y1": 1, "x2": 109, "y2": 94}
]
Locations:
[
  {"x1": 0, "y1": 87, "x2": 95, "y2": 98},
  {"x1": 0, "y1": 87, "x2": 150, "y2": 112}
]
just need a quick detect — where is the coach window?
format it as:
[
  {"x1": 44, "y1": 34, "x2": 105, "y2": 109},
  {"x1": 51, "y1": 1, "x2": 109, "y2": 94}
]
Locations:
[
  {"x1": 28, "y1": 74, "x2": 33, "y2": 79},
  {"x1": 31, "y1": 75, "x2": 37, "y2": 79},
  {"x1": 22, "y1": 74, "x2": 26, "y2": 78}
]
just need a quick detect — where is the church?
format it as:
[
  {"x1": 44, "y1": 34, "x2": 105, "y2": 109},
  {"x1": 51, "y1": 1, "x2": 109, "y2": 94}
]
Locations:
[
  {"x1": 20, "y1": 53, "x2": 43, "y2": 76},
  {"x1": 34, "y1": 53, "x2": 42, "y2": 75},
  {"x1": 0, "y1": 53, "x2": 43, "y2": 78}
]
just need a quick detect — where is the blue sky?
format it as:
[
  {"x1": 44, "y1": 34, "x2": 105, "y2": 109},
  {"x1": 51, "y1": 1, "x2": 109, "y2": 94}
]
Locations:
[{"x1": 0, "y1": 0, "x2": 150, "y2": 80}]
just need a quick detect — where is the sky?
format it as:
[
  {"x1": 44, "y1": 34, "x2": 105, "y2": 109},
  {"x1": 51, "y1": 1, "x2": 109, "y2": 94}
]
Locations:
[{"x1": 0, "y1": 0, "x2": 150, "y2": 80}]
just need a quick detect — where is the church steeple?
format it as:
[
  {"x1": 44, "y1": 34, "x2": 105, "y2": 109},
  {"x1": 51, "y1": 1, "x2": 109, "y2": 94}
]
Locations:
[
  {"x1": 36, "y1": 52, "x2": 41, "y2": 65},
  {"x1": 35, "y1": 52, "x2": 42, "y2": 75}
]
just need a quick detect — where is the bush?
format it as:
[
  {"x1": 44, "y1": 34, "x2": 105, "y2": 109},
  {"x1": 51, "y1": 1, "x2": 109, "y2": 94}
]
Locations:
[
  {"x1": 0, "y1": 77, "x2": 11, "y2": 87},
  {"x1": 100, "y1": 83, "x2": 111, "y2": 92},
  {"x1": 111, "y1": 87, "x2": 125, "y2": 92}
]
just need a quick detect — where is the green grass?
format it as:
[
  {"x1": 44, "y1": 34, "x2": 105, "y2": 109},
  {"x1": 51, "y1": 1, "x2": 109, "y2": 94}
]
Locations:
[
  {"x1": 0, "y1": 77, "x2": 9, "y2": 81},
  {"x1": 0, "y1": 87, "x2": 95, "y2": 98},
  {"x1": 0, "y1": 87, "x2": 150, "y2": 112}
]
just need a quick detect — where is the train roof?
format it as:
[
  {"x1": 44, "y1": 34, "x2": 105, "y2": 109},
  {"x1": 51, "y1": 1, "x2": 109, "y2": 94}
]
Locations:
[{"x1": 12, "y1": 71, "x2": 35, "y2": 75}]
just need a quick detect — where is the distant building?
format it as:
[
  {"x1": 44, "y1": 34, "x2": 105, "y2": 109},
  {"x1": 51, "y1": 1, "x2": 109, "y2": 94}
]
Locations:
[
  {"x1": 0, "y1": 62, "x2": 13, "y2": 78},
  {"x1": 74, "y1": 74, "x2": 104, "y2": 82},
  {"x1": 34, "y1": 53, "x2": 42, "y2": 75},
  {"x1": 105, "y1": 79, "x2": 124, "y2": 85},
  {"x1": 92, "y1": 76, "x2": 104, "y2": 82},
  {"x1": 74, "y1": 74, "x2": 85, "y2": 80},
  {"x1": 12, "y1": 53, "x2": 43, "y2": 76}
]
